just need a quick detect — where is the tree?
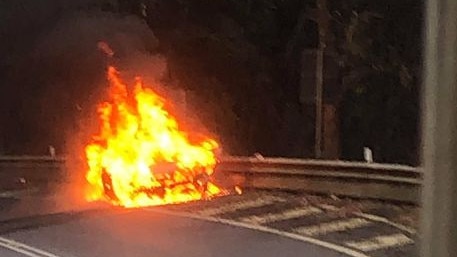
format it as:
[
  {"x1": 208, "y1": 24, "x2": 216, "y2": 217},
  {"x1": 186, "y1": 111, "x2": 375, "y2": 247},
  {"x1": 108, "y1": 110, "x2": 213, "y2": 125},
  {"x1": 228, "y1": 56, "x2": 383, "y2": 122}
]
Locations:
[
  {"x1": 0, "y1": 0, "x2": 421, "y2": 164},
  {"x1": 333, "y1": 0, "x2": 422, "y2": 164},
  {"x1": 281, "y1": 0, "x2": 422, "y2": 163}
]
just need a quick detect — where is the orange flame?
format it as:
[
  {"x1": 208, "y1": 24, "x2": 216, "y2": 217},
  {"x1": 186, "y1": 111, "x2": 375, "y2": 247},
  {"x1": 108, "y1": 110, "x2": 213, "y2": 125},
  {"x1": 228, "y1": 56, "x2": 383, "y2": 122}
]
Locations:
[
  {"x1": 235, "y1": 186, "x2": 242, "y2": 195},
  {"x1": 85, "y1": 66, "x2": 222, "y2": 207}
]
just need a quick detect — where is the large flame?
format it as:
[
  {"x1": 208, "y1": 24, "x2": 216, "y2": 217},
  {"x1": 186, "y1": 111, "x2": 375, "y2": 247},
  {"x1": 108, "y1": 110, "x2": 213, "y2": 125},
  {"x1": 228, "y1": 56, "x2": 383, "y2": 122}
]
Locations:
[{"x1": 85, "y1": 66, "x2": 222, "y2": 208}]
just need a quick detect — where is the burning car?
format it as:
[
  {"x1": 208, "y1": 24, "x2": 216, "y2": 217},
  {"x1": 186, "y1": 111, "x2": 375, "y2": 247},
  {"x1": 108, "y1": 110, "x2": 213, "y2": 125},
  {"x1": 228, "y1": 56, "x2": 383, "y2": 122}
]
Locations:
[
  {"x1": 100, "y1": 161, "x2": 215, "y2": 202},
  {"x1": 85, "y1": 66, "x2": 222, "y2": 208}
]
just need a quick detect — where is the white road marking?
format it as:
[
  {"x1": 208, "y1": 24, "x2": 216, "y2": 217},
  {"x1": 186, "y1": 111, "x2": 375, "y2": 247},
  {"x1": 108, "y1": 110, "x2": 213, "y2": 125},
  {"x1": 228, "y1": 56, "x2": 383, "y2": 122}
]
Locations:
[
  {"x1": 0, "y1": 241, "x2": 43, "y2": 257},
  {"x1": 196, "y1": 195, "x2": 286, "y2": 216},
  {"x1": 318, "y1": 204, "x2": 340, "y2": 211},
  {"x1": 239, "y1": 206, "x2": 322, "y2": 225},
  {"x1": 317, "y1": 203, "x2": 416, "y2": 235},
  {"x1": 356, "y1": 213, "x2": 416, "y2": 234},
  {"x1": 345, "y1": 233, "x2": 414, "y2": 252},
  {"x1": 148, "y1": 208, "x2": 372, "y2": 257},
  {"x1": 294, "y1": 218, "x2": 372, "y2": 236},
  {"x1": 0, "y1": 237, "x2": 61, "y2": 257}
]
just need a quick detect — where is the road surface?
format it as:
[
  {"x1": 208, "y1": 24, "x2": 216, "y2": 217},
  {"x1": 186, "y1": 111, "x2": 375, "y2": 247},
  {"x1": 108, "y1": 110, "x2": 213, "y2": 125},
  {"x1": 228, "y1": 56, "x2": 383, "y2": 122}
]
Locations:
[
  {"x1": 0, "y1": 207, "x2": 351, "y2": 257},
  {"x1": 0, "y1": 190, "x2": 417, "y2": 257}
]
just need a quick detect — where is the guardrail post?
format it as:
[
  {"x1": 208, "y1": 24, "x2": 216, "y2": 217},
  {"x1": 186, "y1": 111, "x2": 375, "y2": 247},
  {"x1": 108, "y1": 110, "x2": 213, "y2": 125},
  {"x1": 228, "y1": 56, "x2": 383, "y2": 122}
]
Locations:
[{"x1": 420, "y1": 0, "x2": 457, "y2": 256}]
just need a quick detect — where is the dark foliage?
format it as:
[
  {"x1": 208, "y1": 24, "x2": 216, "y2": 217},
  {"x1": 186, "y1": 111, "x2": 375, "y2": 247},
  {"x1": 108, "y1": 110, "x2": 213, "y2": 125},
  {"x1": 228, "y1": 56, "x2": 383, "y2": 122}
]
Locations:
[{"x1": 0, "y1": 0, "x2": 422, "y2": 164}]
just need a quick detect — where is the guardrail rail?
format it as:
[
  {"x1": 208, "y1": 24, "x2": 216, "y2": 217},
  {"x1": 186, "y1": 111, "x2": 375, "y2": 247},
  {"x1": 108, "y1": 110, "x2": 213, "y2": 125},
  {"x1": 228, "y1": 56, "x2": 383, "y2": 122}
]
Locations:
[
  {"x1": 0, "y1": 155, "x2": 421, "y2": 203},
  {"x1": 216, "y1": 156, "x2": 421, "y2": 203}
]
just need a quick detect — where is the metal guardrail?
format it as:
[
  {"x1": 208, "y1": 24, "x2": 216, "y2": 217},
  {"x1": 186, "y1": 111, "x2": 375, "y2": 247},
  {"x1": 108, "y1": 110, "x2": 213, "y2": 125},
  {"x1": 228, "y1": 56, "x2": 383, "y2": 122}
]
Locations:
[
  {"x1": 217, "y1": 156, "x2": 421, "y2": 203},
  {"x1": 0, "y1": 156, "x2": 66, "y2": 191},
  {"x1": 0, "y1": 155, "x2": 421, "y2": 203},
  {"x1": 0, "y1": 156, "x2": 65, "y2": 162}
]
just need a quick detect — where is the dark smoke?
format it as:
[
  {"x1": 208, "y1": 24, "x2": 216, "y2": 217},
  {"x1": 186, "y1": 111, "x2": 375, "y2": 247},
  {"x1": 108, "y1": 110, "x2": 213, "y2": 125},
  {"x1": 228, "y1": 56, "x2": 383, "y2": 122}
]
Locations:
[
  {"x1": 0, "y1": 0, "x2": 166, "y2": 156},
  {"x1": 0, "y1": 0, "x2": 169, "y2": 214}
]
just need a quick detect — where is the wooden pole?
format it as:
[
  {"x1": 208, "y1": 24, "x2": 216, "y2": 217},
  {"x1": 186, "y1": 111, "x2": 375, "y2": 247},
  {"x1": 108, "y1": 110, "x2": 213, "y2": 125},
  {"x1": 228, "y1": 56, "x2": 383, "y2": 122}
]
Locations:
[
  {"x1": 315, "y1": 44, "x2": 324, "y2": 158},
  {"x1": 314, "y1": 0, "x2": 330, "y2": 158}
]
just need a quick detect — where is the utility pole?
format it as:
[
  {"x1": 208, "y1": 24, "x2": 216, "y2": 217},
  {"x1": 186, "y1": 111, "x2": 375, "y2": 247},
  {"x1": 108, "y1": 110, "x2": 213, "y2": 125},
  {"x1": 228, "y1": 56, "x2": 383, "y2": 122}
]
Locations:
[
  {"x1": 310, "y1": 0, "x2": 331, "y2": 158},
  {"x1": 420, "y1": 0, "x2": 457, "y2": 256},
  {"x1": 315, "y1": 36, "x2": 324, "y2": 158}
]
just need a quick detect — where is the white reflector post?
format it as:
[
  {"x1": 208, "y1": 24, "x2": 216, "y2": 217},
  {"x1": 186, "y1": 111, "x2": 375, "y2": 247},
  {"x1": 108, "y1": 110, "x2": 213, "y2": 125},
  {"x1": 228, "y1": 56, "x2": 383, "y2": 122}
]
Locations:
[{"x1": 421, "y1": 0, "x2": 457, "y2": 257}]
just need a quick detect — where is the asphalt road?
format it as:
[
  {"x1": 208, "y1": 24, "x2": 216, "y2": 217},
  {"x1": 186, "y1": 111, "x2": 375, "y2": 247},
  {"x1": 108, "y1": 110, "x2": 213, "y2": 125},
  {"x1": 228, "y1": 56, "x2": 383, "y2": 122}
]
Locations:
[
  {"x1": 0, "y1": 190, "x2": 418, "y2": 257},
  {"x1": 0, "y1": 208, "x2": 348, "y2": 257}
]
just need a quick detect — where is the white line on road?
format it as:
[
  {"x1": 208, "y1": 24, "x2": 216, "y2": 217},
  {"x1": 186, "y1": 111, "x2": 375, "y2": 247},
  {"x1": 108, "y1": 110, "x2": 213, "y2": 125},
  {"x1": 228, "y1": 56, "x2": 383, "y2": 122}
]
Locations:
[
  {"x1": 0, "y1": 236, "x2": 61, "y2": 257},
  {"x1": 148, "y1": 208, "x2": 372, "y2": 257},
  {"x1": 345, "y1": 233, "x2": 414, "y2": 252},
  {"x1": 316, "y1": 203, "x2": 417, "y2": 235},
  {"x1": 196, "y1": 195, "x2": 286, "y2": 216},
  {"x1": 317, "y1": 204, "x2": 340, "y2": 211},
  {"x1": 0, "y1": 241, "x2": 43, "y2": 257},
  {"x1": 239, "y1": 206, "x2": 322, "y2": 225},
  {"x1": 294, "y1": 218, "x2": 372, "y2": 236},
  {"x1": 355, "y1": 213, "x2": 416, "y2": 234}
]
